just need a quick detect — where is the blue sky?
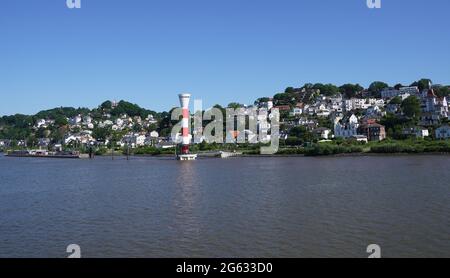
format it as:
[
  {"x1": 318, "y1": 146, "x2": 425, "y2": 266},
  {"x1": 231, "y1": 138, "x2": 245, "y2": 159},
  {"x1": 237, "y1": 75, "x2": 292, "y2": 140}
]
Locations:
[{"x1": 0, "y1": 0, "x2": 449, "y2": 115}]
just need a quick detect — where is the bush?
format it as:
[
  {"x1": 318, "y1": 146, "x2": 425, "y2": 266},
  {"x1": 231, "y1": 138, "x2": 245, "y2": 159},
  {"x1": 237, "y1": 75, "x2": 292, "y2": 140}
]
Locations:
[
  {"x1": 276, "y1": 148, "x2": 305, "y2": 155},
  {"x1": 95, "y1": 148, "x2": 108, "y2": 156},
  {"x1": 304, "y1": 144, "x2": 363, "y2": 156},
  {"x1": 132, "y1": 146, "x2": 162, "y2": 155},
  {"x1": 370, "y1": 140, "x2": 450, "y2": 153}
]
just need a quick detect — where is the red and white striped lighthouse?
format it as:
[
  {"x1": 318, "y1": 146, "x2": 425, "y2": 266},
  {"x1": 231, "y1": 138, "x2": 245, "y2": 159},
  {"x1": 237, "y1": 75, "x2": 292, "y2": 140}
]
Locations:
[{"x1": 177, "y1": 94, "x2": 197, "y2": 160}]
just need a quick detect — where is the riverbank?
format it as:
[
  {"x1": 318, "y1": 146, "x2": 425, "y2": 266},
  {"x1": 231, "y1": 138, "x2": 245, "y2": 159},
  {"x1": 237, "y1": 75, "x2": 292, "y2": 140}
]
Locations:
[
  {"x1": 4, "y1": 139, "x2": 450, "y2": 158},
  {"x1": 90, "y1": 150, "x2": 450, "y2": 159}
]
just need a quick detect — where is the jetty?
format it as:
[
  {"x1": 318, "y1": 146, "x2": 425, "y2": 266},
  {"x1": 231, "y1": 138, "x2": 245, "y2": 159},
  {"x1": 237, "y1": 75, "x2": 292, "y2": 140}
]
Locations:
[{"x1": 198, "y1": 151, "x2": 243, "y2": 159}]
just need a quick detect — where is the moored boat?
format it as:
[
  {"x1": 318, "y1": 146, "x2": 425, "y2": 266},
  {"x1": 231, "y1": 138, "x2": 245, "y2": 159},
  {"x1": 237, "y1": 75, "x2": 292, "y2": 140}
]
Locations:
[{"x1": 5, "y1": 150, "x2": 81, "y2": 159}]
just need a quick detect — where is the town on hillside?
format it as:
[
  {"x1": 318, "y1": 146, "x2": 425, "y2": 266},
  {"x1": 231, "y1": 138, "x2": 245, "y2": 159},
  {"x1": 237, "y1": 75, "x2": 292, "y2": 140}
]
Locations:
[{"x1": 1, "y1": 79, "x2": 450, "y2": 155}]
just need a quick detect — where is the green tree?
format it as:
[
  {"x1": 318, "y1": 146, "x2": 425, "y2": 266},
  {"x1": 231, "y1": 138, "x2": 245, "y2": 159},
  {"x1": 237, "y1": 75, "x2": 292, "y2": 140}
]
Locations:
[
  {"x1": 313, "y1": 83, "x2": 340, "y2": 97},
  {"x1": 368, "y1": 81, "x2": 389, "y2": 96},
  {"x1": 339, "y1": 83, "x2": 364, "y2": 99},
  {"x1": 100, "y1": 100, "x2": 112, "y2": 110},
  {"x1": 436, "y1": 86, "x2": 450, "y2": 98},
  {"x1": 394, "y1": 83, "x2": 403, "y2": 90},
  {"x1": 401, "y1": 96, "x2": 422, "y2": 119},
  {"x1": 227, "y1": 102, "x2": 244, "y2": 109},
  {"x1": 288, "y1": 126, "x2": 314, "y2": 143},
  {"x1": 411, "y1": 79, "x2": 431, "y2": 91},
  {"x1": 273, "y1": 92, "x2": 298, "y2": 106},
  {"x1": 92, "y1": 127, "x2": 112, "y2": 141},
  {"x1": 54, "y1": 116, "x2": 68, "y2": 127},
  {"x1": 254, "y1": 97, "x2": 270, "y2": 107},
  {"x1": 284, "y1": 87, "x2": 295, "y2": 94},
  {"x1": 389, "y1": 96, "x2": 402, "y2": 105}
]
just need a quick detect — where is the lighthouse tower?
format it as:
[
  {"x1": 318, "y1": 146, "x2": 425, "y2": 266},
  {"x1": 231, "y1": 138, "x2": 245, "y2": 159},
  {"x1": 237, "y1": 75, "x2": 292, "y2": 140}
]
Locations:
[{"x1": 177, "y1": 94, "x2": 197, "y2": 161}]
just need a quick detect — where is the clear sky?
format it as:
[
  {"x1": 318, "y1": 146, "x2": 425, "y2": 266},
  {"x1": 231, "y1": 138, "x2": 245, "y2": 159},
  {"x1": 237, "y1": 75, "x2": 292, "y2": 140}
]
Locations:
[{"x1": 0, "y1": 0, "x2": 449, "y2": 115}]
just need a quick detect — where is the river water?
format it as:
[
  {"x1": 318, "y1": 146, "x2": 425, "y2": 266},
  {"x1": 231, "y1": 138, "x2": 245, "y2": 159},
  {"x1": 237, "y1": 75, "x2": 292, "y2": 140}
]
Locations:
[{"x1": 0, "y1": 154, "x2": 449, "y2": 257}]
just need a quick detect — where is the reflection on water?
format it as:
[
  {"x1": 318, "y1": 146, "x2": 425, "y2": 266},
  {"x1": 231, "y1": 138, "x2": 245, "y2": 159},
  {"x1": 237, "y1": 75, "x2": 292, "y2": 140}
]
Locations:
[
  {"x1": 0, "y1": 155, "x2": 449, "y2": 258},
  {"x1": 173, "y1": 162, "x2": 201, "y2": 245}
]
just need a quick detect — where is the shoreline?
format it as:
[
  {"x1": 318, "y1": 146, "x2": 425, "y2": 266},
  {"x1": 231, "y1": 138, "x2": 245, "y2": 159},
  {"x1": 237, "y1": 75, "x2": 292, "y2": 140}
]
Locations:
[
  {"x1": 97, "y1": 152, "x2": 450, "y2": 158},
  {"x1": 3, "y1": 151, "x2": 450, "y2": 159}
]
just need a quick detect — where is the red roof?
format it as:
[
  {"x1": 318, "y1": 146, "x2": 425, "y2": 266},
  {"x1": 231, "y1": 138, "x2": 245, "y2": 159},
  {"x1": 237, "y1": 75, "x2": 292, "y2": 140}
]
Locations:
[{"x1": 274, "y1": 105, "x2": 291, "y2": 111}]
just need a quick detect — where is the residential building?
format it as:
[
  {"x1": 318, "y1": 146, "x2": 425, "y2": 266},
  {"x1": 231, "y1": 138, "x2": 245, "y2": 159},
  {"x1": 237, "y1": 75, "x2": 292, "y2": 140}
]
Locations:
[
  {"x1": 435, "y1": 125, "x2": 450, "y2": 139},
  {"x1": 69, "y1": 115, "x2": 82, "y2": 125},
  {"x1": 36, "y1": 119, "x2": 47, "y2": 128},
  {"x1": 357, "y1": 121, "x2": 386, "y2": 141},
  {"x1": 381, "y1": 86, "x2": 418, "y2": 99},
  {"x1": 399, "y1": 86, "x2": 419, "y2": 95},
  {"x1": 385, "y1": 103, "x2": 400, "y2": 114},
  {"x1": 290, "y1": 107, "x2": 303, "y2": 116},
  {"x1": 313, "y1": 127, "x2": 332, "y2": 140},
  {"x1": 365, "y1": 105, "x2": 384, "y2": 118},
  {"x1": 350, "y1": 135, "x2": 368, "y2": 144},
  {"x1": 403, "y1": 127, "x2": 429, "y2": 139},
  {"x1": 381, "y1": 88, "x2": 400, "y2": 99},
  {"x1": 149, "y1": 131, "x2": 159, "y2": 138},
  {"x1": 122, "y1": 134, "x2": 146, "y2": 148},
  {"x1": 274, "y1": 105, "x2": 291, "y2": 112},
  {"x1": 297, "y1": 117, "x2": 318, "y2": 130},
  {"x1": 0, "y1": 139, "x2": 10, "y2": 148},
  {"x1": 334, "y1": 114, "x2": 359, "y2": 138},
  {"x1": 38, "y1": 138, "x2": 50, "y2": 148}
]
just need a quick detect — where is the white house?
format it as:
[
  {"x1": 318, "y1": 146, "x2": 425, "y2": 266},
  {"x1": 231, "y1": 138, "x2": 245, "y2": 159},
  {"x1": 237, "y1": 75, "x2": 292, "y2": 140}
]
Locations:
[
  {"x1": 386, "y1": 103, "x2": 400, "y2": 114},
  {"x1": 313, "y1": 128, "x2": 332, "y2": 140},
  {"x1": 135, "y1": 135, "x2": 146, "y2": 146},
  {"x1": 290, "y1": 107, "x2": 303, "y2": 116},
  {"x1": 435, "y1": 125, "x2": 450, "y2": 139},
  {"x1": 330, "y1": 100, "x2": 344, "y2": 112},
  {"x1": 415, "y1": 128, "x2": 429, "y2": 138},
  {"x1": 0, "y1": 140, "x2": 8, "y2": 147},
  {"x1": 99, "y1": 120, "x2": 113, "y2": 128},
  {"x1": 399, "y1": 86, "x2": 419, "y2": 95},
  {"x1": 116, "y1": 118, "x2": 124, "y2": 127},
  {"x1": 69, "y1": 115, "x2": 82, "y2": 125},
  {"x1": 65, "y1": 134, "x2": 94, "y2": 145},
  {"x1": 344, "y1": 98, "x2": 374, "y2": 111},
  {"x1": 36, "y1": 119, "x2": 47, "y2": 128},
  {"x1": 404, "y1": 127, "x2": 429, "y2": 139},
  {"x1": 381, "y1": 88, "x2": 400, "y2": 99},
  {"x1": 122, "y1": 134, "x2": 146, "y2": 148},
  {"x1": 334, "y1": 114, "x2": 359, "y2": 138},
  {"x1": 65, "y1": 135, "x2": 77, "y2": 145},
  {"x1": 371, "y1": 98, "x2": 385, "y2": 107},
  {"x1": 38, "y1": 138, "x2": 51, "y2": 148},
  {"x1": 149, "y1": 131, "x2": 159, "y2": 138},
  {"x1": 366, "y1": 105, "x2": 383, "y2": 117},
  {"x1": 351, "y1": 135, "x2": 368, "y2": 144},
  {"x1": 316, "y1": 104, "x2": 331, "y2": 117},
  {"x1": 83, "y1": 115, "x2": 92, "y2": 124},
  {"x1": 146, "y1": 115, "x2": 158, "y2": 125}
]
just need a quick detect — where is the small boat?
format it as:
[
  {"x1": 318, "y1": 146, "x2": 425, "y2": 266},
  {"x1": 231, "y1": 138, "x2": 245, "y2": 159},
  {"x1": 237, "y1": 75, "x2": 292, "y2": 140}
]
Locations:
[
  {"x1": 176, "y1": 153, "x2": 198, "y2": 161},
  {"x1": 5, "y1": 150, "x2": 81, "y2": 159}
]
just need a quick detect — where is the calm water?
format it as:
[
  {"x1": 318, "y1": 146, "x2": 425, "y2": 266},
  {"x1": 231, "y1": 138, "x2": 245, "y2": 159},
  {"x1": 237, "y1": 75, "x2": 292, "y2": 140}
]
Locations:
[{"x1": 0, "y1": 154, "x2": 449, "y2": 258}]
